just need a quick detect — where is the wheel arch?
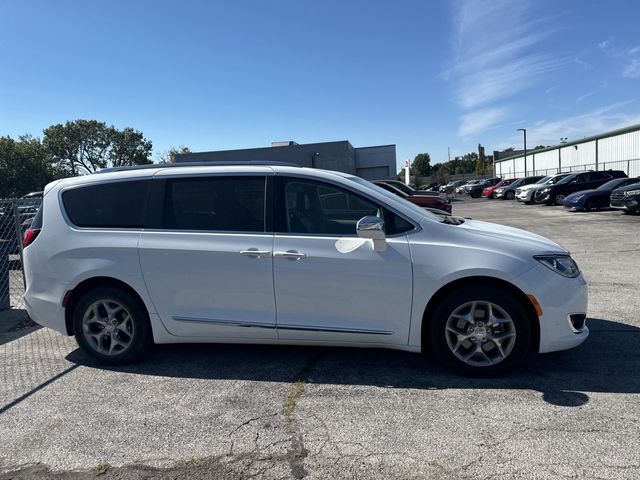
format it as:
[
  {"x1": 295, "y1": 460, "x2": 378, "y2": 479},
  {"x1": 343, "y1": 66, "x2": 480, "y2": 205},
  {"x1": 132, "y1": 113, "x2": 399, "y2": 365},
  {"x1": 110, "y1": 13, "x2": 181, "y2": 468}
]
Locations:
[
  {"x1": 63, "y1": 276, "x2": 150, "y2": 336},
  {"x1": 420, "y1": 276, "x2": 540, "y2": 353}
]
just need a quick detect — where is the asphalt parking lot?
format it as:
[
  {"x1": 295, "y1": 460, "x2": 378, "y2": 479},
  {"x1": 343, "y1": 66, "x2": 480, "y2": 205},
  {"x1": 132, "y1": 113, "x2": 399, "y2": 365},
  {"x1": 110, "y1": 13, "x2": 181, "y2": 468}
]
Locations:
[{"x1": 1, "y1": 198, "x2": 639, "y2": 480}]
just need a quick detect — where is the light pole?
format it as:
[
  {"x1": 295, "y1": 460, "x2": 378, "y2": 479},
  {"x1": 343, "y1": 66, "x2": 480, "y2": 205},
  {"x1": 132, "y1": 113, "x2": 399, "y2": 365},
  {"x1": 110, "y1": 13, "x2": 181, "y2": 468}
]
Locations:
[{"x1": 517, "y1": 128, "x2": 527, "y2": 176}]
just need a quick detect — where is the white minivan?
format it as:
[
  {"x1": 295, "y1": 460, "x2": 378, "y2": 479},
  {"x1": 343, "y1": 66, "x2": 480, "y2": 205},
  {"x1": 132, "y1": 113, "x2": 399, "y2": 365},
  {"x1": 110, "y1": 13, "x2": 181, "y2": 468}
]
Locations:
[{"x1": 22, "y1": 163, "x2": 588, "y2": 375}]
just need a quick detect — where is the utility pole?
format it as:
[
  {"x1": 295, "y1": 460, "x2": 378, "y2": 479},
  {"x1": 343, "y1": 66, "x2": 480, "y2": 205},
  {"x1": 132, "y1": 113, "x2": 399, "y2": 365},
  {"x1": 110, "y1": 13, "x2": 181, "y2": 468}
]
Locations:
[{"x1": 517, "y1": 128, "x2": 527, "y2": 176}]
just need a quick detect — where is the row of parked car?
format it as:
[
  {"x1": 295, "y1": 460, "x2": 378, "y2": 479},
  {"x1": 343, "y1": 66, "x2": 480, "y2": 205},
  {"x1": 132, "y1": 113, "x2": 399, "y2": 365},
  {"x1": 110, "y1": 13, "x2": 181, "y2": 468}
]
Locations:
[{"x1": 479, "y1": 170, "x2": 640, "y2": 214}]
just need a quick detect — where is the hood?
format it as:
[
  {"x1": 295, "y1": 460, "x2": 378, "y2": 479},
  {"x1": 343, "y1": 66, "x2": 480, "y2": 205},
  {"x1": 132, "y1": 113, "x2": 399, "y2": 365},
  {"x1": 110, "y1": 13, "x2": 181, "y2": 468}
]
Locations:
[
  {"x1": 565, "y1": 188, "x2": 602, "y2": 200},
  {"x1": 516, "y1": 183, "x2": 540, "y2": 192},
  {"x1": 614, "y1": 181, "x2": 640, "y2": 194},
  {"x1": 459, "y1": 219, "x2": 566, "y2": 254}
]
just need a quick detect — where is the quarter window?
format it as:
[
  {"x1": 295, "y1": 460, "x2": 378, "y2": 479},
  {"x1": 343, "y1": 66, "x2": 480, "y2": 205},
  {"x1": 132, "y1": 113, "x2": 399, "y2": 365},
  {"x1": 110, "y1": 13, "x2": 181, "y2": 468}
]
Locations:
[
  {"x1": 163, "y1": 176, "x2": 266, "y2": 232},
  {"x1": 62, "y1": 180, "x2": 150, "y2": 228}
]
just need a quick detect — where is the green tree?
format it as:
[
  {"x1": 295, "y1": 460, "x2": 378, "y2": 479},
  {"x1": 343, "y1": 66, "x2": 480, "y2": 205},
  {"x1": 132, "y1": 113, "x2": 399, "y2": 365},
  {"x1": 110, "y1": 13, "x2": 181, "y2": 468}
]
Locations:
[
  {"x1": 43, "y1": 120, "x2": 152, "y2": 175},
  {"x1": 109, "y1": 127, "x2": 153, "y2": 167},
  {"x1": 157, "y1": 145, "x2": 191, "y2": 164},
  {"x1": 0, "y1": 135, "x2": 61, "y2": 197},
  {"x1": 410, "y1": 153, "x2": 431, "y2": 177}
]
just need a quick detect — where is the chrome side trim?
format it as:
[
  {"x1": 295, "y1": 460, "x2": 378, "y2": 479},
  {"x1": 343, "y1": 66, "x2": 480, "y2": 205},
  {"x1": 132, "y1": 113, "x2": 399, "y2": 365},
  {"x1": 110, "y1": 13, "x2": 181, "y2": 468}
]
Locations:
[
  {"x1": 277, "y1": 324, "x2": 394, "y2": 335},
  {"x1": 172, "y1": 316, "x2": 275, "y2": 329},
  {"x1": 171, "y1": 316, "x2": 393, "y2": 335}
]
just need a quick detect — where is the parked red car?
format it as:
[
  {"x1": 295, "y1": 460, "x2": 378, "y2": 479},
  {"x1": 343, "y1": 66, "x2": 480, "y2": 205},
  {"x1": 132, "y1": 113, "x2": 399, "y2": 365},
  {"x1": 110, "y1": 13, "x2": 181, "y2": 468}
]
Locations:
[
  {"x1": 482, "y1": 178, "x2": 517, "y2": 198},
  {"x1": 372, "y1": 181, "x2": 452, "y2": 213}
]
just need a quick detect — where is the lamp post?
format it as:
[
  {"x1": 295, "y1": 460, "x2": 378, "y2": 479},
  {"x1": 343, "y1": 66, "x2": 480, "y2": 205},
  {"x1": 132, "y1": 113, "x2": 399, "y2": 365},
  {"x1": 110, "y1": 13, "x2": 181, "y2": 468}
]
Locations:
[{"x1": 517, "y1": 128, "x2": 527, "y2": 176}]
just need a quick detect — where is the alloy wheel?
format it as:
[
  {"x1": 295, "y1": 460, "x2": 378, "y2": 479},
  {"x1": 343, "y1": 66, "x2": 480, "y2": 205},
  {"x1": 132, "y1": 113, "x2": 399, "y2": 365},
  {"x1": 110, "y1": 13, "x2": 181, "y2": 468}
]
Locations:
[
  {"x1": 82, "y1": 299, "x2": 135, "y2": 356},
  {"x1": 445, "y1": 301, "x2": 516, "y2": 367}
]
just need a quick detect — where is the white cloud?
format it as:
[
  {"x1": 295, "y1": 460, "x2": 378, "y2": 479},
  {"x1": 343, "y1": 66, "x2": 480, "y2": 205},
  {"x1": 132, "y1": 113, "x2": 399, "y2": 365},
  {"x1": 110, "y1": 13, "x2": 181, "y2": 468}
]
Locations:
[
  {"x1": 519, "y1": 101, "x2": 640, "y2": 145},
  {"x1": 623, "y1": 47, "x2": 640, "y2": 78},
  {"x1": 574, "y1": 56, "x2": 591, "y2": 70},
  {"x1": 598, "y1": 40, "x2": 611, "y2": 53},
  {"x1": 597, "y1": 40, "x2": 640, "y2": 79},
  {"x1": 623, "y1": 59, "x2": 640, "y2": 78},
  {"x1": 458, "y1": 107, "x2": 508, "y2": 137},
  {"x1": 575, "y1": 92, "x2": 594, "y2": 103},
  {"x1": 446, "y1": 0, "x2": 566, "y2": 138}
]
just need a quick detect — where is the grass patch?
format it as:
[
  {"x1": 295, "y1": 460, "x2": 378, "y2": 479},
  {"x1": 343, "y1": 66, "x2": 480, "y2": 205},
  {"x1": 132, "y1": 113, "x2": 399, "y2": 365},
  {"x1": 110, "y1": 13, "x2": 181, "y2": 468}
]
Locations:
[
  {"x1": 284, "y1": 380, "x2": 306, "y2": 426},
  {"x1": 95, "y1": 463, "x2": 110, "y2": 476}
]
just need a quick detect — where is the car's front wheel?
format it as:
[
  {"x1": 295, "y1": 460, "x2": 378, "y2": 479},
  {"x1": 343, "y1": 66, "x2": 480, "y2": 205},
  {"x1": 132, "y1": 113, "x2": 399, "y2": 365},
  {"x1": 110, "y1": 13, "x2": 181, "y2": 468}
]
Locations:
[
  {"x1": 73, "y1": 287, "x2": 153, "y2": 365},
  {"x1": 505, "y1": 191, "x2": 515, "y2": 200},
  {"x1": 554, "y1": 194, "x2": 566, "y2": 205},
  {"x1": 429, "y1": 286, "x2": 532, "y2": 375}
]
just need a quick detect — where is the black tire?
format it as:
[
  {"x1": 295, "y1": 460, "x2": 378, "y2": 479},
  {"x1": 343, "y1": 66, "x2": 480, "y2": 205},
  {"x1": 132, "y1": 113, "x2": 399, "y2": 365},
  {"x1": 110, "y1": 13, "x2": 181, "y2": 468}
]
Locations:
[
  {"x1": 471, "y1": 190, "x2": 481, "y2": 198},
  {"x1": 505, "y1": 191, "x2": 515, "y2": 200},
  {"x1": 554, "y1": 194, "x2": 565, "y2": 206},
  {"x1": 73, "y1": 286, "x2": 153, "y2": 365},
  {"x1": 584, "y1": 199, "x2": 596, "y2": 212},
  {"x1": 429, "y1": 285, "x2": 532, "y2": 376}
]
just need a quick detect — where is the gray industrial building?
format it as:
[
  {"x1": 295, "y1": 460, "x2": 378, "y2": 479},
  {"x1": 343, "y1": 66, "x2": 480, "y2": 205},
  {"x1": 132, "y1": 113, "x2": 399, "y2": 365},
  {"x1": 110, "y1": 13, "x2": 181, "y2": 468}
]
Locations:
[{"x1": 175, "y1": 140, "x2": 397, "y2": 180}]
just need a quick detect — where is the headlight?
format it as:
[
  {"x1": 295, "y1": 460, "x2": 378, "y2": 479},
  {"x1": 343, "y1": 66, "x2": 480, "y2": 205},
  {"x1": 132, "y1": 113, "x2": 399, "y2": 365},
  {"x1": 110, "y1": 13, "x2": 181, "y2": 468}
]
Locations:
[
  {"x1": 534, "y1": 255, "x2": 580, "y2": 278},
  {"x1": 495, "y1": 188, "x2": 504, "y2": 193},
  {"x1": 573, "y1": 194, "x2": 585, "y2": 201},
  {"x1": 540, "y1": 187, "x2": 550, "y2": 193},
  {"x1": 625, "y1": 189, "x2": 640, "y2": 196}
]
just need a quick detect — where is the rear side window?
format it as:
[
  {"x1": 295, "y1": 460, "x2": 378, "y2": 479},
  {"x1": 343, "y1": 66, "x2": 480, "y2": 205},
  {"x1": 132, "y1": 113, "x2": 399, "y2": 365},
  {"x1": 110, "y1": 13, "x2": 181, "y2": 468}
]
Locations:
[
  {"x1": 62, "y1": 180, "x2": 150, "y2": 228},
  {"x1": 163, "y1": 176, "x2": 266, "y2": 232},
  {"x1": 30, "y1": 204, "x2": 43, "y2": 229}
]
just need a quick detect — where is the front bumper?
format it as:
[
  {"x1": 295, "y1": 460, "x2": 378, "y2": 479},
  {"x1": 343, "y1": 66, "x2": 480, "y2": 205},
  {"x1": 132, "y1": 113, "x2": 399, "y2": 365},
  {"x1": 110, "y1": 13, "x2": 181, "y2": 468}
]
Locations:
[
  {"x1": 516, "y1": 190, "x2": 535, "y2": 202},
  {"x1": 513, "y1": 263, "x2": 589, "y2": 354},
  {"x1": 563, "y1": 199, "x2": 584, "y2": 211},
  {"x1": 610, "y1": 198, "x2": 640, "y2": 212}
]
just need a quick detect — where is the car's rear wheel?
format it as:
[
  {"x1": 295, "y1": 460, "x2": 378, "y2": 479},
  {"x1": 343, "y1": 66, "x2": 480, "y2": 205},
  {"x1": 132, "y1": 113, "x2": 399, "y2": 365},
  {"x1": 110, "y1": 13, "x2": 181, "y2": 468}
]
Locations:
[
  {"x1": 73, "y1": 287, "x2": 152, "y2": 365},
  {"x1": 554, "y1": 194, "x2": 565, "y2": 205},
  {"x1": 429, "y1": 286, "x2": 532, "y2": 376},
  {"x1": 505, "y1": 191, "x2": 515, "y2": 200},
  {"x1": 471, "y1": 190, "x2": 481, "y2": 198}
]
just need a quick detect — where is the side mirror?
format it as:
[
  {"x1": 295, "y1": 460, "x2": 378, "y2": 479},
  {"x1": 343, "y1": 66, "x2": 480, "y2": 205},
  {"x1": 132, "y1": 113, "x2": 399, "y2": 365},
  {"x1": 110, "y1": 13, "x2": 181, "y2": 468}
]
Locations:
[{"x1": 356, "y1": 216, "x2": 386, "y2": 252}]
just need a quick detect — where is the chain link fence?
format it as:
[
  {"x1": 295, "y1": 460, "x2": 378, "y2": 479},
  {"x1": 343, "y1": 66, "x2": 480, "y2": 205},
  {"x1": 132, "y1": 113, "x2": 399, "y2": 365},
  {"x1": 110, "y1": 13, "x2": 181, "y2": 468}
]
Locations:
[{"x1": 1, "y1": 198, "x2": 41, "y2": 312}]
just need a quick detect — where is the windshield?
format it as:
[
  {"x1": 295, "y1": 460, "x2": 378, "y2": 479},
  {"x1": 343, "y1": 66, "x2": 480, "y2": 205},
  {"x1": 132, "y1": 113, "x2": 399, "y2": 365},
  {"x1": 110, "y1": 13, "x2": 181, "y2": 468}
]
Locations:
[
  {"x1": 556, "y1": 174, "x2": 577, "y2": 185},
  {"x1": 597, "y1": 178, "x2": 629, "y2": 191},
  {"x1": 548, "y1": 174, "x2": 571, "y2": 185},
  {"x1": 501, "y1": 179, "x2": 516, "y2": 186},
  {"x1": 349, "y1": 176, "x2": 442, "y2": 222},
  {"x1": 536, "y1": 176, "x2": 550, "y2": 184},
  {"x1": 390, "y1": 182, "x2": 413, "y2": 194}
]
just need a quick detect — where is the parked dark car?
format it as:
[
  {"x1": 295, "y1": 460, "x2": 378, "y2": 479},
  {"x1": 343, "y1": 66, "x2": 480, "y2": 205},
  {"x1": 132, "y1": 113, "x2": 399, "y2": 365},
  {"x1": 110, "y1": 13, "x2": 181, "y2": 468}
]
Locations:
[
  {"x1": 563, "y1": 177, "x2": 640, "y2": 211},
  {"x1": 535, "y1": 170, "x2": 627, "y2": 205},
  {"x1": 421, "y1": 182, "x2": 441, "y2": 192},
  {"x1": 457, "y1": 179, "x2": 480, "y2": 194},
  {"x1": 494, "y1": 175, "x2": 544, "y2": 200},
  {"x1": 468, "y1": 178, "x2": 501, "y2": 198},
  {"x1": 610, "y1": 181, "x2": 640, "y2": 214},
  {"x1": 372, "y1": 181, "x2": 452, "y2": 213},
  {"x1": 379, "y1": 179, "x2": 440, "y2": 196}
]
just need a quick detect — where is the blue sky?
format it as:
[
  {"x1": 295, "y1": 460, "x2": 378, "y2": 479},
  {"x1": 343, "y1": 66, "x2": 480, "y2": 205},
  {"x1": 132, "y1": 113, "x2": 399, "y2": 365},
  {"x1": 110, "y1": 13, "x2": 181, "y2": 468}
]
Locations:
[{"x1": 1, "y1": 0, "x2": 639, "y2": 169}]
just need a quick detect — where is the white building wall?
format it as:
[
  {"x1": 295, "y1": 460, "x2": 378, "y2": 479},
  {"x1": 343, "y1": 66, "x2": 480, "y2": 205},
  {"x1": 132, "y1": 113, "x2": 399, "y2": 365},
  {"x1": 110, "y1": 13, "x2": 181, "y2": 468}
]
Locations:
[
  {"x1": 494, "y1": 125, "x2": 640, "y2": 178},
  {"x1": 531, "y1": 150, "x2": 559, "y2": 175}
]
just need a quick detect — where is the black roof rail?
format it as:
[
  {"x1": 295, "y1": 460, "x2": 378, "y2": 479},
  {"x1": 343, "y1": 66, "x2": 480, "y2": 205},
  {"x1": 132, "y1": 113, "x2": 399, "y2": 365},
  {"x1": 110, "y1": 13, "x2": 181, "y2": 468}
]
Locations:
[{"x1": 95, "y1": 160, "x2": 302, "y2": 174}]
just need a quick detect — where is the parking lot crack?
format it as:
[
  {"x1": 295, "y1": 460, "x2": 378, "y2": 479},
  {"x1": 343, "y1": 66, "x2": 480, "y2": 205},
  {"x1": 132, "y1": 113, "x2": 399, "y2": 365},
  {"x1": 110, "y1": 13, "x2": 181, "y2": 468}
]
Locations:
[{"x1": 283, "y1": 350, "x2": 322, "y2": 479}]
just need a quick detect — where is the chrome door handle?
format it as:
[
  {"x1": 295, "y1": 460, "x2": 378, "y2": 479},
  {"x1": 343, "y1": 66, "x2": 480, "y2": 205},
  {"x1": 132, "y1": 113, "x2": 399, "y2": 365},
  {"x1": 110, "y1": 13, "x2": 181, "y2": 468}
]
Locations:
[
  {"x1": 239, "y1": 249, "x2": 272, "y2": 258},
  {"x1": 274, "y1": 250, "x2": 307, "y2": 260}
]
